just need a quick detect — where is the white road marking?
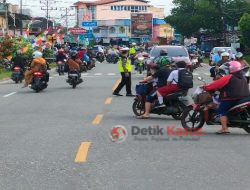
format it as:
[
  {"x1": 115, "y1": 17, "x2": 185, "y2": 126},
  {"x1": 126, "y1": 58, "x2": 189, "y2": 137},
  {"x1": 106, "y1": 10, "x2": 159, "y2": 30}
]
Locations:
[
  {"x1": 82, "y1": 73, "x2": 89, "y2": 76},
  {"x1": 193, "y1": 72, "x2": 199, "y2": 76},
  {"x1": 3, "y1": 92, "x2": 16, "y2": 98},
  {"x1": 49, "y1": 77, "x2": 53, "y2": 79},
  {"x1": 0, "y1": 80, "x2": 12, "y2": 84},
  {"x1": 107, "y1": 73, "x2": 116, "y2": 76},
  {"x1": 94, "y1": 73, "x2": 102, "y2": 76}
]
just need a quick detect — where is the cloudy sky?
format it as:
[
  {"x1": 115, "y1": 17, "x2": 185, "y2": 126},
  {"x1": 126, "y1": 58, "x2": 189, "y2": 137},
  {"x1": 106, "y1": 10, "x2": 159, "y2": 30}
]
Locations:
[{"x1": 7, "y1": 0, "x2": 174, "y2": 26}]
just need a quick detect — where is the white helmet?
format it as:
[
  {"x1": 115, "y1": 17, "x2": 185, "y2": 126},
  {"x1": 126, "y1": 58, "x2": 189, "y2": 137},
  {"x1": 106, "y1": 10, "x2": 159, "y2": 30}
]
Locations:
[
  {"x1": 32, "y1": 51, "x2": 43, "y2": 58},
  {"x1": 235, "y1": 52, "x2": 243, "y2": 59},
  {"x1": 121, "y1": 47, "x2": 129, "y2": 51},
  {"x1": 221, "y1": 52, "x2": 230, "y2": 57}
]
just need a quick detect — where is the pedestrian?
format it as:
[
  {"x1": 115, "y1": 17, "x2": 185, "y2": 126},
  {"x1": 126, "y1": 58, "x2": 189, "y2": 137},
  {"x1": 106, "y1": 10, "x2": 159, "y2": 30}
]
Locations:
[{"x1": 113, "y1": 47, "x2": 134, "y2": 97}]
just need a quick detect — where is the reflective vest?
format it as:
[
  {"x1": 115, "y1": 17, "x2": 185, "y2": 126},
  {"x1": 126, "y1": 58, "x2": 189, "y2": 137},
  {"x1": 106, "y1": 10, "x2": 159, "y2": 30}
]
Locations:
[
  {"x1": 129, "y1": 47, "x2": 136, "y2": 55},
  {"x1": 118, "y1": 58, "x2": 132, "y2": 73}
]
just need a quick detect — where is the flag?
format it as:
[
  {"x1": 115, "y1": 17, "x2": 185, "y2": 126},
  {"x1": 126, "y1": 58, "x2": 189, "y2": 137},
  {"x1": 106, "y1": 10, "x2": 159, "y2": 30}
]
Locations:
[{"x1": 24, "y1": 22, "x2": 32, "y2": 39}]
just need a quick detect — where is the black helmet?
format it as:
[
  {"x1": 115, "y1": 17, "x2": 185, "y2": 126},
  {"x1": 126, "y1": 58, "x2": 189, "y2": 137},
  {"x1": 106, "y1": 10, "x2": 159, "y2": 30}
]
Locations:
[{"x1": 70, "y1": 50, "x2": 78, "y2": 58}]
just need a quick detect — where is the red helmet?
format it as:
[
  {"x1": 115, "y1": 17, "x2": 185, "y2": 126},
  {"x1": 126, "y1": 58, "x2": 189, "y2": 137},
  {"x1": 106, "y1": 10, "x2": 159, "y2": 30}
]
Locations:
[{"x1": 228, "y1": 61, "x2": 242, "y2": 74}]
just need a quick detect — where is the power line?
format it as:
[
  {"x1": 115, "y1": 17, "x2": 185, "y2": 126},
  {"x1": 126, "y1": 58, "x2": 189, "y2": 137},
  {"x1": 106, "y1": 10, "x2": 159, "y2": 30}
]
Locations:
[{"x1": 40, "y1": 0, "x2": 57, "y2": 29}]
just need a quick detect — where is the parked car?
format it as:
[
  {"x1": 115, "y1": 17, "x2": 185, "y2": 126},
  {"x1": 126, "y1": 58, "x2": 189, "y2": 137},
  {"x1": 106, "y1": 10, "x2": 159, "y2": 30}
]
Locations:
[
  {"x1": 209, "y1": 47, "x2": 237, "y2": 63},
  {"x1": 147, "y1": 45, "x2": 191, "y2": 72}
]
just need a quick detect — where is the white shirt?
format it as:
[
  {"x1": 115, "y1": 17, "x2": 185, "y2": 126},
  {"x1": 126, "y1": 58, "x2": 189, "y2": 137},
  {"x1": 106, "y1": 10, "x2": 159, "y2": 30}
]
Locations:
[{"x1": 167, "y1": 68, "x2": 185, "y2": 84}]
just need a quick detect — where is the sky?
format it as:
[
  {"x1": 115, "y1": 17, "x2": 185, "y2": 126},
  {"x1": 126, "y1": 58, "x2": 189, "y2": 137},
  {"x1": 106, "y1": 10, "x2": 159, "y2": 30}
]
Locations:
[{"x1": 7, "y1": 0, "x2": 174, "y2": 26}]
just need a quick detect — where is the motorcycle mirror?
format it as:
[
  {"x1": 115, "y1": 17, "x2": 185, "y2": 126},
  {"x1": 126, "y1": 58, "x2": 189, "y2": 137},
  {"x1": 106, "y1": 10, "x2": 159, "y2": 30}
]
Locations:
[{"x1": 197, "y1": 76, "x2": 203, "y2": 81}]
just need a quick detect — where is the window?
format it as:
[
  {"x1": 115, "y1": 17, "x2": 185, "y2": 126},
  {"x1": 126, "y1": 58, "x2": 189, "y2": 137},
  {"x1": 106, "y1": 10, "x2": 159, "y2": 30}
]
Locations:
[
  {"x1": 119, "y1": 26, "x2": 125, "y2": 34},
  {"x1": 93, "y1": 28, "x2": 100, "y2": 33},
  {"x1": 114, "y1": 6, "x2": 117, "y2": 11},
  {"x1": 145, "y1": 6, "x2": 147, "y2": 11},
  {"x1": 139, "y1": 6, "x2": 142, "y2": 11},
  {"x1": 124, "y1": 6, "x2": 127, "y2": 11},
  {"x1": 142, "y1": 6, "x2": 145, "y2": 11},
  {"x1": 111, "y1": 6, "x2": 114, "y2": 10},
  {"x1": 131, "y1": 6, "x2": 135, "y2": 12},
  {"x1": 117, "y1": 6, "x2": 120, "y2": 11},
  {"x1": 109, "y1": 27, "x2": 116, "y2": 34},
  {"x1": 134, "y1": 6, "x2": 139, "y2": 12},
  {"x1": 121, "y1": 6, "x2": 124, "y2": 11}
]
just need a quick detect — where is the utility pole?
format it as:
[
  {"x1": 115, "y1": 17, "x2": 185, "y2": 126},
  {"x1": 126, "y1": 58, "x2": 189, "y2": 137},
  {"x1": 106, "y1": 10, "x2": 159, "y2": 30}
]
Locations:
[
  {"x1": 20, "y1": 0, "x2": 23, "y2": 35},
  {"x1": 40, "y1": 0, "x2": 57, "y2": 29},
  {"x1": 3, "y1": 0, "x2": 8, "y2": 34},
  {"x1": 60, "y1": 7, "x2": 74, "y2": 32}
]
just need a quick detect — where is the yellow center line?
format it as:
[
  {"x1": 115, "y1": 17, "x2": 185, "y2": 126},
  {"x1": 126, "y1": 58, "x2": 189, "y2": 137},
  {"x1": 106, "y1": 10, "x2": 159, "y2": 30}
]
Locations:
[
  {"x1": 105, "y1": 97, "x2": 113, "y2": 105},
  {"x1": 75, "y1": 142, "x2": 92, "y2": 163},
  {"x1": 92, "y1": 114, "x2": 104, "y2": 125},
  {"x1": 112, "y1": 79, "x2": 121, "y2": 91}
]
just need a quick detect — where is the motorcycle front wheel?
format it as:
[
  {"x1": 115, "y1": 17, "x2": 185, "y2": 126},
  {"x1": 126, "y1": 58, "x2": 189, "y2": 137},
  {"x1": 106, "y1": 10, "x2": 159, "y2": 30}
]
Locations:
[
  {"x1": 132, "y1": 99, "x2": 145, "y2": 116},
  {"x1": 181, "y1": 106, "x2": 205, "y2": 131}
]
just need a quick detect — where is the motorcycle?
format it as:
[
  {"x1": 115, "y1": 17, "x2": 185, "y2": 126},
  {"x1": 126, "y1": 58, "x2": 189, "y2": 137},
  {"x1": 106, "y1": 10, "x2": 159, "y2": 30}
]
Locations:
[
  {"x1": 96, "y1": 52, "x2": 105, "y2": 63},
  {"x1": 57, "y1": 60, "x2": 66, "y2": 75},
  {"x1": 80, "y1": 61, "x2": 88, "y2": 73},
  {"x1": 190, "y1": 54, "x2": 199, "y2": 70},
  {"x1": 11, "y1": 66, "x2": 24, "y2": 83},
  {"x1": 106, "y1": 53, "x2": 119, "y2": 64},
  {"x1": 136, "y1": 56, "x2": 145, "y2": 74},
  {"x1": 181, "y1": 77, "x2": 250, "y2": 133},
  {"x1": 132, "y1": 83, "x2": 193, "y2": 120},
  {"x1": 67, "y1": 70, "x2": 83, "y2": 89},
  {"x1": 31, "y1": 71, "x2": 49, "y2": 93}
]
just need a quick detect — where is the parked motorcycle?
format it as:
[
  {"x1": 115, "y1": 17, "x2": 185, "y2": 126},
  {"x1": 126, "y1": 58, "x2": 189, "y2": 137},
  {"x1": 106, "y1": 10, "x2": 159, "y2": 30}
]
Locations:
[
  {"x1": 132, "y1": 83, "x2": 193, "y2": 120},
  {"x1": 67, "y1": 70, "x2": 83, "y2": 89},
  {"x1": 11, "y1": 66, "x2": 24, "y2": 83},
  {"x1": 31, "y1": 71, "x2": 49, "y2": 93},
  {"x1": 181, "y1": 77, "x2": 250, "y2": 133}
]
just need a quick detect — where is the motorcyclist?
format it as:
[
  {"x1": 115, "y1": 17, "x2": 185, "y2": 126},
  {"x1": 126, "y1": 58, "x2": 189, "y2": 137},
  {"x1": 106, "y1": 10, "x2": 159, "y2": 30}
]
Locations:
[
  {"x1": 23, "y1": 51, "x2": 47, "y2": 88},
  {"x1": 66, "y1": 51, "x2": 83, "y2": 82},
  {"x1": 129, "y1": 43, "x2": 137, "y2": 65},
  {"x1": 12, "y1": 50, "x2": 26, "y2": 73},
  {"x1": 236, "y1": 52, "x2": 250, "y2": 84},
  {"x1": 203, "y1": 61, "x2": 250, "y2": 134},
  {"x1": 211, "y1": 52, "x2": 229, "y2": 80},
  {"x1": 137, "y1": 56, "x2": 173, "y2": 119},
  {"x1": 134, "y1": 47, "x2": 148, "y2": 70},
  {"x1": 56, "y1": 48, "x2": 67, "y2": 63}
]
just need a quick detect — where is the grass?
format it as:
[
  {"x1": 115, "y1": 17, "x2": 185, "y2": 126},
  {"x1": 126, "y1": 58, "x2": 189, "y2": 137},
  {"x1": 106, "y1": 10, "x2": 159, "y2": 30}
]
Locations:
[{"x1": 0, "y1": 70, "x2": 11, "y2": 80}]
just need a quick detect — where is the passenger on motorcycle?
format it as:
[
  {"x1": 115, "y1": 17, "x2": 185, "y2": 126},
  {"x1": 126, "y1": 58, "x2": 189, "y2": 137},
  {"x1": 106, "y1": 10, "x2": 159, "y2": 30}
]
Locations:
[
  {"x1": 137, "y1": 58, "x2": 172, "y2": 119},
  {"x1": 23, "y1": 51, "x2": 47, "y2": 88},
  {"x1": 203, "y1": 61, "x2": 250, "y2": 134},
  {"x1": 156, "y1": 61, "x2": 188, "y2": 108},
  {"x1": 66, "y1": 51, "x2": 81, "y2": 77}
]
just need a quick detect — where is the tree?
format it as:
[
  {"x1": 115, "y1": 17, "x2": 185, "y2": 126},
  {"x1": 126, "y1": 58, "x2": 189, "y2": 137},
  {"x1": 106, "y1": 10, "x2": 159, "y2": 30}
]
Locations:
[
  {"x1": 166, "y1": 0, "x2": 250, "y2": 37},
  {"x1": 239, "y1": 13, "x2": 250, "y2": 48}
]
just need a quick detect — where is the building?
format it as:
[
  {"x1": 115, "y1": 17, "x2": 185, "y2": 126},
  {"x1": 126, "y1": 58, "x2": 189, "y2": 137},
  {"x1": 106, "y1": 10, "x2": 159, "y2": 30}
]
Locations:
[{"x1": 74, "y1": 0, "x2": 173, "y2": 44}]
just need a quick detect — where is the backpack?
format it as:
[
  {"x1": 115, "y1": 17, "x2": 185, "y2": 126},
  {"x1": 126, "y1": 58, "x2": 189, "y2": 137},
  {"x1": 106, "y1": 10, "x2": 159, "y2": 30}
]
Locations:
[
  {"x1": 158, "y1": 56, "x2": 170, "y2": 67},
  {"x1": 178, "y1": 69, "x2": 193, "y2": 89}
]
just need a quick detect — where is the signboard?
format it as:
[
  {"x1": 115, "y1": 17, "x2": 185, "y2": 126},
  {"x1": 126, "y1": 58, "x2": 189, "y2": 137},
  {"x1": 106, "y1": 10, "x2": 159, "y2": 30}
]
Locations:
[
  {"x1": 131, "y1": 13, "x2": 153, "y2": 38},
  {"x1": 69, "y1": 28, "x2": 87, "y2": 35},
  {"x1": 0, "y1": 4, "x2": 6, "y2": 13},
  {"x1": 82, "y1": 21, "x2": 97, "y2": 27}
]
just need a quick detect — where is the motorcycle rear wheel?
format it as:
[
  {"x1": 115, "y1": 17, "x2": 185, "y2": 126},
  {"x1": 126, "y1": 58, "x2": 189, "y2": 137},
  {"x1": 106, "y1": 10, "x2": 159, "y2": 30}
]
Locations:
[
  {"x1": 132, "y1": 100, "x2": 145, "y2": 116},
  {"x1": 181, "y1": 106, "x2": 205, "y2": 131}
]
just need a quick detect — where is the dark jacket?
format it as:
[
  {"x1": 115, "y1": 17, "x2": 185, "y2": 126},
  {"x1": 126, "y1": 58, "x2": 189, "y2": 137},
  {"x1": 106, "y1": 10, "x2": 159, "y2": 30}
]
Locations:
[{"x1": 204, "y1": 72, "x2": 250, "y2": 100}]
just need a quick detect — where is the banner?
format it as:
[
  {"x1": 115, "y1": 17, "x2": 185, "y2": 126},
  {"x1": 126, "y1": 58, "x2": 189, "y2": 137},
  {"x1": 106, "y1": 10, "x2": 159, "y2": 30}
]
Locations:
[{"x1": 131, "y1": 13, "x2": 153, "y2": 38}]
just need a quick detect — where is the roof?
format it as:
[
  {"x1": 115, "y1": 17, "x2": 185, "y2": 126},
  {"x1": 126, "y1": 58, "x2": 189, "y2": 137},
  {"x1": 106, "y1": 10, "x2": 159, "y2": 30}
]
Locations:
[{"x1": 75, "y1": 0, "x2": 148, "y2": 6}]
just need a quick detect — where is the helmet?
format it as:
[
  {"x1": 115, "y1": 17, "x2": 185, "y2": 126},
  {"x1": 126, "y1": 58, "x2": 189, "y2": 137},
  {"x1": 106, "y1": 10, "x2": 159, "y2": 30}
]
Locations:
[
  {"x1": 70, "y1": 50, "x2": 78, "y2": 58},
  {"x1": 132, "y1": 43, "x2": 136, "y2": 46},
  {"x1": 32, "y1": 51, "x2": 43, "y2": 58},
  {"x1": 221, "y1": 52, "x2": 230, "y2": 57},
  {"x1": 120, "y1": 47, "x2": 129, "y2": 52},
  {"x1": 235, "y1": 52, "x2": 243, "y2": 59},
  {"x1": 228, "y1": 61, "x2": 242, "y2": 74}
]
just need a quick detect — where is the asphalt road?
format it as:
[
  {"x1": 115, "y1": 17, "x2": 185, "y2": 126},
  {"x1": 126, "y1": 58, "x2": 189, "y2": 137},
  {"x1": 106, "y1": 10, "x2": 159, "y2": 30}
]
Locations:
[{"x1": 0, "y1": 62, "x2": 249, "y2": 190}]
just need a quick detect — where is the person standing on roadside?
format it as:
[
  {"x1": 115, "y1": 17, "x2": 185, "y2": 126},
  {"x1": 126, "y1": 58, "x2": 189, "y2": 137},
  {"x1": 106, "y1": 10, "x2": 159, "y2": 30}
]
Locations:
[{"x1": 113, "y1": 47, "x2": 134, "y2": 97}]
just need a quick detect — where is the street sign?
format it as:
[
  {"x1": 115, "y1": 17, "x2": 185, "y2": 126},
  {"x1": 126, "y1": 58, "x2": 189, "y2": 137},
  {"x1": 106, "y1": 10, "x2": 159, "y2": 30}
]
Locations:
[
  {"x1": 69, "y1": 28, "x2": 87, "y2": 35},
  {"x1": 82, "y1": 21, "x2": 97, "y2": 27},
  {"x1": 47, "y1": 35, "x2": 57, "y2": 44}
]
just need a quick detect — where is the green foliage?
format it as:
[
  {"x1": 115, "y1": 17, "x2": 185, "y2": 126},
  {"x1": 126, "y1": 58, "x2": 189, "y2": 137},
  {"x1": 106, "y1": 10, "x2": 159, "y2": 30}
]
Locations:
[
  {"x1": 166, "y1": 0, "x2": 250, "y2": 37},
  {"x1": 239, "y1": 13, "x2": 250, "y2": 48}
]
